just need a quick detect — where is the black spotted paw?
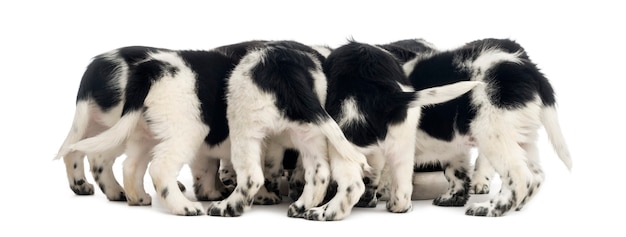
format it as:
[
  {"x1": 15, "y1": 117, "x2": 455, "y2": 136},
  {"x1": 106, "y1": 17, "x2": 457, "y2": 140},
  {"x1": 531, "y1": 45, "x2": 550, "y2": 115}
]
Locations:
[
  {"x1": 469, "y1": 182, "x2": 490, "y2": 194},
  {"x1": 70, "y1": 179, "x2": 94, "y2": 195},
  {"x1": 207, "y1": 201, "x2": 245, "y2": 217},
  {"x1": 286, "y1": 203, "x2": 306, "y2": 218},
  {"x1": 433, "y1": 192, "x2": 469, "y2": 206}
]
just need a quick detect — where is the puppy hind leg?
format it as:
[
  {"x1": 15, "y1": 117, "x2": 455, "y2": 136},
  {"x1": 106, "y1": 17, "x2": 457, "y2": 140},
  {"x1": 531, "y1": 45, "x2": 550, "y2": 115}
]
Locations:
[
  {"x1": 355, "y1": 150, "x2": 385, "y2": 208},
  {"x1": 150, "y1": 137, "x2": 206, "y2": 216},
  {"x1": 466, "y1": 141, "x2": 531, "y2": 217},
  {"x1": 191, "y1": 157, "x2": 229, "y2": 201},
  {"x1": 287, "y1": 157, "x2": 305, "y2": 202},
  {"x1": 287, "y1": 137, "x2": 331, "y2": 218},
  {"x1": 207, "y1": 136, "x2": 265, "y2": 217},
  {"x1": 433, "y1": 153, "x2": 471, "y2": 207},
  {"x1": 219, "y1": 158, "x2": 237, "y2": 190},
  {"x1": 123, "y1": 138, "x2": 154, "y2": 206},
  {"x1": 470, "y1": 152, "x2": 496, "y2": 194},
  {"x1": 87, "y1": 146, "x2": 126, "y2": 201},
  {"x1": 385, "y1": 151, "x2": 414, "y2": 213},
  {"x1": 254, "y1": 140, "x2": 284, "y2": 205},
  {"x1": 64, "y1": 151, "x2": 94, "y2": 195},
  {"x1": 516, "y1": 138, "x2": 544, "y2": 211},
  {"x1": 303, "y1": 145, "x2": 364, "y2": 221}
]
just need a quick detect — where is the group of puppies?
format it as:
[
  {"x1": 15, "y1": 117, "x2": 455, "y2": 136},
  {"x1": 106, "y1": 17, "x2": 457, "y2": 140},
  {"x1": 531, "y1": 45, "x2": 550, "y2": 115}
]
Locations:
[{"x1": 55, "y1": 38, "x2": 572, "y2": 221}]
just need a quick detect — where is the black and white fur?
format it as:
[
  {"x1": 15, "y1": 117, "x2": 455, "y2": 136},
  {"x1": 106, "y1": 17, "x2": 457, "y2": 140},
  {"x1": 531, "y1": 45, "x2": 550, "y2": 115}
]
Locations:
[
  {"x1": 56, "y1": 46, "x2": 168, "y2": 204},
  {"x1": 67, "y1": 40, "x2": 358, "y2": 218},
  {"x1": 301, "y1": 41, "x2": 480, "y2": 220},
  {"x1": 67, "y1": 41, "x2": 283, "y2": 215},
  {"x1": 373, "y1": 39, "x2": 475, "y2": 204},
  {"x1": 206, "y1": 41, "x2": 370, "y2": 219},
  {"x1": 401, "y1": 38, "x2": 572, "y2": 216}
]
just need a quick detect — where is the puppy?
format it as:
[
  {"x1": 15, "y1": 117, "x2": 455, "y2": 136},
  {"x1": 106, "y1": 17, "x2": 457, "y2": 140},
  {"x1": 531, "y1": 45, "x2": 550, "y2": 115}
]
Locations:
[
  {"x1": 67, "y1": 41, "x2": 273, "y2": 214},
  {"x1": 401, "y1": 38, "x2": 572, "y2": 216},
  {"x1": 302, "y1": 40, "x2": 480, "y2": 220},
  {"x1": 68, "y1": 40, "x2": 352, "y2": 217},
  {"x1": 206, "y1": 40, "x2": 370, "y2": 219},
  {"x1": 55, "y1": 46, "x2": 168, "y2": 203},
  {"x1": 374, "y1": 39, "x2": 445, "y2": 201}
]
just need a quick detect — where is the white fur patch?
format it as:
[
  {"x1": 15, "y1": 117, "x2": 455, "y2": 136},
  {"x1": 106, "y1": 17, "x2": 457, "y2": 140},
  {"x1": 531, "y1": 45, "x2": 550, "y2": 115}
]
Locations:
[{"x1": 337, "y1": 97, "x2": 366, "y2": 127}]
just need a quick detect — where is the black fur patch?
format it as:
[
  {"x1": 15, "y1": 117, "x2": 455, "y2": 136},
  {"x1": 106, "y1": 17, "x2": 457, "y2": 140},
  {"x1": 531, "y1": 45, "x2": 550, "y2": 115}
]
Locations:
[
  {"x1": 76, "y1": 57, "x2": 121, "y2": 111},
  {"x1": 76, "y1": 46, "x2": 161, "y2": 112},
  {"x1": 122, "y1": 58, "x2": 175, "y2": 115},
  {"x1": 161, "y1": 187, "x2": 169, "y2": 199},
  {"x1": 250, "y1": 41, "x2": 328, "y2": 124},
  {"x1": 414, "y1": 162, "x2": 443, "y2": 172},
  {"x1": 282, "y1": 149, "x2": 299, "y2": 170},
  {"x1": 74, "y1": 179, "x2": 85, "y2": 186},
  {"x1": 324, "y1": 41, "x2": 413, "y2": 147},
  {"x1": 177, "y1": 50, "x2": 237, "y2": 146}
]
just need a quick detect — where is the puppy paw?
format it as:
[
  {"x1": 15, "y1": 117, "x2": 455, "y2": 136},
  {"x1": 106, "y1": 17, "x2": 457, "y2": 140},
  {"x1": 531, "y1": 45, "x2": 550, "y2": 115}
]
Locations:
[
  {"x1": 355, "y1": 190, "x2": 378, "y2": 208},
  {"x1": 254, "y1": 189, "x2": 282, "y2": 205},
  {"x1": 100, "y1": 183, "x2": 126, "y2": 202},
  {"x1": 433, "y1": 192, "x2": 469, "y2": 207},
  {"x1": 168, "y1": 200, "x2": 204, "y2": 216},
  {"x1": 207, "y1": 200, "x2": 248, "y2": 217},
  {"x1": 469, "y1": 182, "x2": 490, "y2": 194},
  {"x1": 465, "y1": 201, "x2": 508, "y2": 217},
  {"x1": 287, "y1": 203, "x2": 306, "y2": 218},
  {"x1": 303, "y1": 204, "x2": 346, "y2": 221},
  {"x1": 70, "y1": 179, "x2": 94, "y2": 195},
  {"x1": 304, "y1": 207, "x2": 333, "y2": 221},
  {"x1": 127, "y1": 193, "x2": 152, "y2": 206},
  {"x1": 386, "y1": 197, "x2": 412, "y2": 213},
  {"x1": 193, "y1": 182, "x2": 231, "y2": 201}
]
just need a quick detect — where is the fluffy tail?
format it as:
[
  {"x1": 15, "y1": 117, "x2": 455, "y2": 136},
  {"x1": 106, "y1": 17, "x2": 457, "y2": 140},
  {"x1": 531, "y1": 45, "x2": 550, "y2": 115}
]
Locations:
[
  {"x1": 68, "y1": 111, "x2": 141, "y2": 154},
  {"x1": 319, "y1": 118, "x2": 371, "y2": 172},
  {"x1": 55, "y1": 101, "x2": 91, "y2": 159},
  {"x1": 540, "y1": 106, "x2": 572, "y2": 171},
  {"x1": 410, "y1": 81, "x2": 483, "y2": 107}
]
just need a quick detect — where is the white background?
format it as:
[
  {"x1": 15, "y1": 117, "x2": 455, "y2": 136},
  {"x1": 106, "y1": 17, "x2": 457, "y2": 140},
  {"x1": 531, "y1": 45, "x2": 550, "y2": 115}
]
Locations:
[{"x1": 1, "y1": 0, "x2": 623, "y2": 236}]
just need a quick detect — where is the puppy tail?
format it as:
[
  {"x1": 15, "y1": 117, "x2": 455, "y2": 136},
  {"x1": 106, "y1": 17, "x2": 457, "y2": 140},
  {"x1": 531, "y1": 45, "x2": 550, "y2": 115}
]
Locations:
[
  {"x1": 68, "y1": 111, "x2": 140, "y2": 154},
  {"x1": 541, "y1": 105, "x2": 572, "y2": 171},
  {"x1": 409, "y1": 81, "x2": 483, "y2": 107},
  {"x1": 55, "y1": 100, "x2": 91, "y2": 160},
  {"x1": 319, "y1": 117, "x2": 371, "y2": 172}
]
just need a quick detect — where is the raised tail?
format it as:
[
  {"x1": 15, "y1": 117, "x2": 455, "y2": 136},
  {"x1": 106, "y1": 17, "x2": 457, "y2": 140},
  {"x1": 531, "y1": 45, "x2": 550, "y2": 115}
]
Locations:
[
  {"x1": 540, "y1": 106, "x2": 572, "y2": 171},
  {"x1": 68, "y1": 111, "x2": 141, "y2": 154},
  {"x1": 318, "y1": 117, "x2": 371, "y2": 172},
  {"x1": 55, "y1": 101, "x2": 91, "y2": 159},
  {"x1": 410, "y1": 81, "x2": 483, "y2": 107}
]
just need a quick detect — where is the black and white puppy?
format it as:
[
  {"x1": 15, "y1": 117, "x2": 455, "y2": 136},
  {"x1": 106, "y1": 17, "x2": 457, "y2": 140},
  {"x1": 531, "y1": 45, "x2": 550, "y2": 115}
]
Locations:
[
  {"x1": 206, "y1": 41, "x2": 370, "y2": 219},
  {"x1": 56, "y1": 46, "x2": 171, "y2": 204},
  {"x1": 68, "y1": 41, "x2": 279, "y2": 215},
  {"x1": 380, "y1": 39, "x2": 475, "y2": 205},
  {"x1": 402, "y1": 38, "x2": 572, "y2": 216},
  {"x1": 373, "y1": 39, "x2": 446, "y2": 201},
  {"x1": 302, "y1": 41, "x2": 480, "y2": 221}
]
